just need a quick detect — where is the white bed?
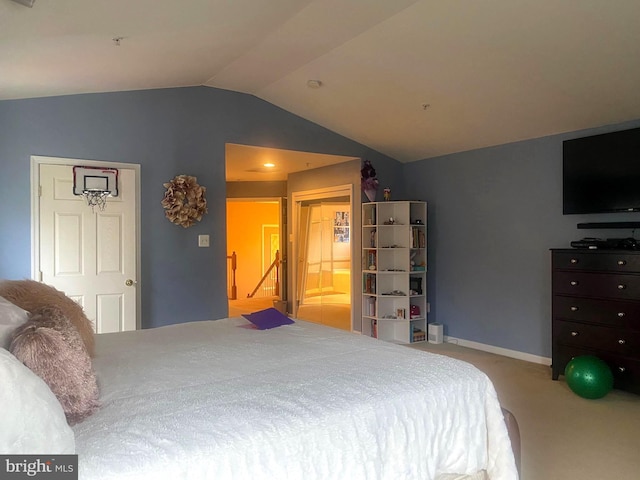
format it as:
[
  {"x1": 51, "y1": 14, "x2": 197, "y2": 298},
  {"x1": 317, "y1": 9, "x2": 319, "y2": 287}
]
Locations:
[{"x1": 71, "y1": 317, "x2": 518, "y2": 480}]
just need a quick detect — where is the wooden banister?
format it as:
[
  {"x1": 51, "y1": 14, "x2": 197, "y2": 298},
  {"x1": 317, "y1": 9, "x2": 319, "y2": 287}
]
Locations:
[{"x1": 247, "y1": 250, "x2": 280, "y2": 298}]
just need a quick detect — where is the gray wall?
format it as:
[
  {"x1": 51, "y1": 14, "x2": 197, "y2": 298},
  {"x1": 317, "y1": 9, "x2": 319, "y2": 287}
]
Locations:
[
  {"x1": 4, "y1": 83, "x2": 637, "y2": 358},
  {"x1": 0, "y1": 86, "x2": 400, "y2": 328},
  {"x1": 404, "y1": 119, "x2": 640, "y2": 358}
]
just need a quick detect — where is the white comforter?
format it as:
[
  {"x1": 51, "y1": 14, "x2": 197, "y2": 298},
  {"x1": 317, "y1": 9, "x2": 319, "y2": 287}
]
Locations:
[{"x1": 72, "y1": 318, "x2": 517, "y2": 480}]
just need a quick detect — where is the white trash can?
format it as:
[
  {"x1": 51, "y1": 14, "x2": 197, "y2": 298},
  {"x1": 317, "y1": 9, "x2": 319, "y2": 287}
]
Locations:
[{"x1": 428, "y1": 323, "x2": 444, "y2": 344}]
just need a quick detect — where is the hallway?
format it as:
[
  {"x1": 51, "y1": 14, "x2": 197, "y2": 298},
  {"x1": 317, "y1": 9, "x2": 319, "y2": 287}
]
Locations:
[{"x1": 228, "y1": 295, "x2": 351, "y2": 332}]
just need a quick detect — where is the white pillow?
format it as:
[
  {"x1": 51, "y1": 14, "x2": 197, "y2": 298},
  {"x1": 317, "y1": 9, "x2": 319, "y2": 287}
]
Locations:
[
  {"x1": 0, "y1": 348, "x2": 75, "y2": 454},
  {"x1": 0, "y1": 295, "x2": 29, "y2": 349}
]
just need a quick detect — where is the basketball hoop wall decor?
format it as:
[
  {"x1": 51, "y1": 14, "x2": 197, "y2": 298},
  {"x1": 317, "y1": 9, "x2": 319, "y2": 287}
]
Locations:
[
  {"x1": 161, "y1": 175, "x2": 208, "y2": 228},
  {"x1": 73, "y1": 166, "x2": 119, "y2": 212}
]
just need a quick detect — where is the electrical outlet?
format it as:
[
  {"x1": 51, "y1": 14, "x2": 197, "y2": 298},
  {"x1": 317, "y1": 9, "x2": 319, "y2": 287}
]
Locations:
[{"x1": 198, "y1": 234, "x2": 210, "y2": 247}]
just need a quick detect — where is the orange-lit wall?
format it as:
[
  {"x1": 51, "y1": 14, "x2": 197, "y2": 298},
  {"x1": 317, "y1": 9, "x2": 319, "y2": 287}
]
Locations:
[{"x1": 226, "y1": 201, "x2": 279, "y2": 298}]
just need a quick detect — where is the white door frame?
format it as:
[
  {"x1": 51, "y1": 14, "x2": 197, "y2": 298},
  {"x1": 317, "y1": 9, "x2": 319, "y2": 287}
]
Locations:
[
  {"x1": 30, "y1": 155, "x2": 142, "y2": 329},
  {"x1": 291, "y1": 184, "x2": 359, "y2": 331}
]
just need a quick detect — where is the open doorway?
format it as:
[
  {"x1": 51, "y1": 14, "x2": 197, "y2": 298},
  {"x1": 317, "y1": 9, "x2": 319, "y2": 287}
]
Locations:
[
  {"x1": 292, "y1": 185, "x2": 354, "y2": 332},
  {"x1": 225, "y1": 143, "x2": 360, "y2": 325},
  {"x1": 226, "y1": 198, "x2": 285, "y2": 317}
]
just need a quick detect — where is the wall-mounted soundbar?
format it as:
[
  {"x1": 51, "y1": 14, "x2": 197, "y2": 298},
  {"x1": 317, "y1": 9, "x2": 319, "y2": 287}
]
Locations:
[{"x1": 577, "y1": 222, "x2": 640, "y2": 229}]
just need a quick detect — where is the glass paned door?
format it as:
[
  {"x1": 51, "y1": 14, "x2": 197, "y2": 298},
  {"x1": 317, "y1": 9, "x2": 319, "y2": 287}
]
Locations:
[{"x1": 296, "y1": 199, "x2": 351, "y2": 331}]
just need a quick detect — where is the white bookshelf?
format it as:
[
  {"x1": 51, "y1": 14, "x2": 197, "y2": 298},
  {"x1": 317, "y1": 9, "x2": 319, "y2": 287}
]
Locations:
[{"x1": 362, "y1": 201, "x2": 427, "y2": 344}]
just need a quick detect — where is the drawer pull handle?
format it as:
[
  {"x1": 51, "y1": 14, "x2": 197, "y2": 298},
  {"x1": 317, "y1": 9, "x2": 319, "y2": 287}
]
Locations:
[
  {"x1": 618, "y1": 312, "x2": 626, "y2": 317},
  {"x1": 570, "y1": 258, "x2": 578, "y2": 264},
  {"x1": 570, "y1": 281, "x2": 579, "y2": 286},
  {"x1": 618, "y1": 366, "x2": 626, "y2": 373},
  {"x1": 570, "y1": 331, "x2": 579, "y2": 337},
  {"x1": 618, "y1": 260, "x2": 627, "y2": 266},
  {"x1": 570, "y1": 306, "x2": 579, "y2": 312},
  {"x1": 618, "y1": 284, "x2": 626, "y2": 290},
  {"x1": 618, "y1": 339, "x2": 626, "y2": 345}
]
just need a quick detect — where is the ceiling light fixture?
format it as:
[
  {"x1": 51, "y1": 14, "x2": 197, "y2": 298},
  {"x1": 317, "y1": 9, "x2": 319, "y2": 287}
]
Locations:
[
  {"x1": 307, "y1": 80, "x2": 322, "y2": 89},
  {"x1": 11, "y1": 0, "x2": 35, "y2": 7},
  {"x1": 263, "y1": 163, "x2": 275, "y2": 168}
]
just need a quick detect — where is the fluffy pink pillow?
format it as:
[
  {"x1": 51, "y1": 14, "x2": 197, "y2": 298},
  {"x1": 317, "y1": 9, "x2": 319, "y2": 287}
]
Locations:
[
  {"x1": 10, "y1": 306, "x2": 100, "y2": 425},
  {"x1": 0, "y1": 280, "x2": 95, "y2": 357}
]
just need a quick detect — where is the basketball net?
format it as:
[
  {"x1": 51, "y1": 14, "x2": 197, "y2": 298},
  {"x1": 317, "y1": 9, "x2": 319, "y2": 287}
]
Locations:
[{"x1": 82, "y1": 190, "x2": 110, "y2": 212}]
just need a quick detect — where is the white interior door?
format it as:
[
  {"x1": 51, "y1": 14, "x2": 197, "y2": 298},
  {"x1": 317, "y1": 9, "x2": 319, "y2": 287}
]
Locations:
[{"x1": 39, "y1": 164, "x2": 137, "y2": 333}]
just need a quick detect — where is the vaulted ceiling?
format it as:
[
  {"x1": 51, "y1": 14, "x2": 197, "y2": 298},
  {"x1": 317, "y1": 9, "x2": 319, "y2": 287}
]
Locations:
[{"x1": 3, "y1": 0, "x2": 640, "y2": 163}]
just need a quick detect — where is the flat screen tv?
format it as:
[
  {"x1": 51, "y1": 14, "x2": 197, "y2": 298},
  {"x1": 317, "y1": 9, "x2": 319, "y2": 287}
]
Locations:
[{"x1": 563, "y1": 126, "x2": 640, "y2": 214}]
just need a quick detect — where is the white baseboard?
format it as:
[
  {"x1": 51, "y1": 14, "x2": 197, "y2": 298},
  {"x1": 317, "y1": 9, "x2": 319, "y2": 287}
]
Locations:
[{"x1": 444, "y1": 335, "x2": 551, "y2": 366}]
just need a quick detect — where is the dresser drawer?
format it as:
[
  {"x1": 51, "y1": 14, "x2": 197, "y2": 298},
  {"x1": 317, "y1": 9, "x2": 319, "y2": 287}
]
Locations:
[
  {"x1": 552, "y1": 251, "x2": 640, "y2": 273},
  {"x1": 553, "y1": 345, "x2": 640, "y2": 395},
  {"x1": 552, "y1": 295, "x2": 640, "y2": 329},
  {"x1": 552, "y1": 271, "x2": 640, "y2": 300},
  {"x1": 551, "y1": 249, "x2": 640, "y2": 394},
  {"x1": 553, "y1": 319, "x2": 640, "y2": 356}
]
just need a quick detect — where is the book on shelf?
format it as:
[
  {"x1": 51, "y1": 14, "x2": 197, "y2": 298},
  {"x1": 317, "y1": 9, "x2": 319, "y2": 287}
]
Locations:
[
  {"x1": 363, "y1": 273, "x2": 376, "y2": 294},
  {"x1": 366, "y1": 297, "x2": 376, "y2": 316},
  {"x1": 411, "y1": 227, "x2": 426, "y2": 248}
]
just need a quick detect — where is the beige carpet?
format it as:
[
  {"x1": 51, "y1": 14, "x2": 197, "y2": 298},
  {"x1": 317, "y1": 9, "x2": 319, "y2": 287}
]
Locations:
[
  {"x1": 409, "y1": 341, "x2": 640, "y2": 480},
  {"x1": 227, "y1": 297, "x2": 275, "y2": 318}
]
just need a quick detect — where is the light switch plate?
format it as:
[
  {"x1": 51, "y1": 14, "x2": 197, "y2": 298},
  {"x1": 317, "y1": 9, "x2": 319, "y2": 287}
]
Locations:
[{"x1": 198, "y1": 234, "x2": 210, "y2": 247}]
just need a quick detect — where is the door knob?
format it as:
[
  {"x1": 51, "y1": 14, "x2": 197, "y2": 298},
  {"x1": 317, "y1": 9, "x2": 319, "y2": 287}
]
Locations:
[{"x1": 125, "y1": 279, "x2": 135, "y2": 286}]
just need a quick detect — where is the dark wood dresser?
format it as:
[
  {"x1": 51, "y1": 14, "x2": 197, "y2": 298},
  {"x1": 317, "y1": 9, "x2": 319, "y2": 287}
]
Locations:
[{"x1": 551, "y1": 249, "x2": 640, "y2": 394}]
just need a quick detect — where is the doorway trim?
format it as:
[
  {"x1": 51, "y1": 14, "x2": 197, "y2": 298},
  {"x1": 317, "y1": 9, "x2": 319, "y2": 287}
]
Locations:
[
  {"x1": 291, "y1": 184, "x2": 359, "y2": 331},
  {"x1": 30, "y1": 155, "x2": 142, "y2": 328}
]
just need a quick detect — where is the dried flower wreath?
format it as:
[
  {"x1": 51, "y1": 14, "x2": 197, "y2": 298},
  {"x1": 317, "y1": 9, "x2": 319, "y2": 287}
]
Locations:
[{"x1": 161, "y1": 175, "x2": 208, "y2": 228}]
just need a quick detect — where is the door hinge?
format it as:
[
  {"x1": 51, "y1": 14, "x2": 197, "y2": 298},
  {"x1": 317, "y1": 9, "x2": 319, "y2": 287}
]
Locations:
[
  {"x1": 38, "y1": 270, "x2": 43, "y2": 282},
  {"x1": 38, "y1": 185, "x2": 42, "y2": 197}
]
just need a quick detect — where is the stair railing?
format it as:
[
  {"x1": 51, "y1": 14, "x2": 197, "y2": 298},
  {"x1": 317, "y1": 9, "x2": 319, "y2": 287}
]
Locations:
[{"x1": 247, "y1": 250, "x2": 280, "y2": 298}]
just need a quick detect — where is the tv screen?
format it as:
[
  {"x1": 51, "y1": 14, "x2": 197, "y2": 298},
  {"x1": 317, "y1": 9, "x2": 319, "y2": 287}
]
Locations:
[{"x1": 563, "y1": 127, "x2": 640, "y2": 214}]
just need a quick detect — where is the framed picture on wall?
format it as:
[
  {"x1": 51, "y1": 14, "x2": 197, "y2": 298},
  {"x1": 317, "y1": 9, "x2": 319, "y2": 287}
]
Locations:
[{"x1": 334, "y1": 211, "x2": 350, "y2": 243}]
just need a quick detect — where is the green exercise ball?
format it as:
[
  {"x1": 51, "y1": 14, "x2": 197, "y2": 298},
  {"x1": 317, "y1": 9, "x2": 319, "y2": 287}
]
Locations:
[{"x1": 564, "y1": 355, "x2": 614, "y2": 399}]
